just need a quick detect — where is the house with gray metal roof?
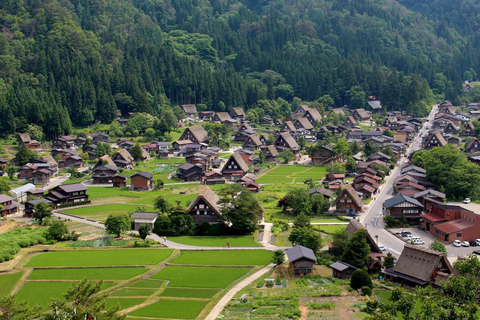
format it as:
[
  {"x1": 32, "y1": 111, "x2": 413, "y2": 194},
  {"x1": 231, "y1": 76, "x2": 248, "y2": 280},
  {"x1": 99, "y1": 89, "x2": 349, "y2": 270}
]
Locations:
[{"x1": 285, "y1": 245, "x2": 317, "y2": 277}]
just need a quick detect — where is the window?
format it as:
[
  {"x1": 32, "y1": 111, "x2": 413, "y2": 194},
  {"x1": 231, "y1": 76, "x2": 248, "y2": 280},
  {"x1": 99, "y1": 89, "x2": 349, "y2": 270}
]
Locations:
[
  {"x1": 457, "y1": 233, "x2": 462, "y2": 237},
  {"x1": 199, "y1": 204, "x2": 204, "y2": 209},
  {"x1": 347, "y1": 199, "x2": 352, "y2": 203},
  {"x1": 197, "y1": 211, "x2": 200, "y2": 215},
  {"x1": 340, "y1": 199, "x2": 345, "y2": 203},
  {"x1": 204, "y1": 211, "x2": 208, "y2": 215}
]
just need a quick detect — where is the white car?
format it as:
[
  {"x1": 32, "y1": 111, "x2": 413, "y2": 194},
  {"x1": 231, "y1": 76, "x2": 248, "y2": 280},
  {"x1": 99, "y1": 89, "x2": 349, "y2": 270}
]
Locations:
[
  {"x1": 462, "y1": 241, "x2": 470, "y2": 247},
  {"x1": 453, "y1": 240, "x2": 462, "y2": 247},
  {"x1": 464, "y1": 198, "x2": 471, "y2": 204},
  {"x1": 379, "y1": 245, "x2": 388, "y2": 251}
]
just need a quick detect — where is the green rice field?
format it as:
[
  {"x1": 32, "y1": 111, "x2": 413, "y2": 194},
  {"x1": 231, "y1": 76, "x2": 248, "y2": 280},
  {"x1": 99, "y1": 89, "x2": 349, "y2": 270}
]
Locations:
[
  {"x1": 105, "y1": 298, "x2": 147, "y2": 310},
  {"x1": 171, "y1": 250, "x2": 273, "y2": 266},
  {"x1": 130, "y1": 279, "x2": 164, "y2": 288},
  {"x1": 111, "y1": 288, "x2": 157, "y2": 297},
  {"x1": 0, "y1": 272, "x2": 24, "y2": 296},
  {"x1": 169, "y1": 235, "x2": 261, "y2": 247},
  {"x1": 151, "y1": 266, "x2": 251, "y2": 288},
  {"x1": 129, "y1": 299, "x2": 209, "y2": 319},
  {"x1": 256, "y1": 166, "x2": 327, "y2": 184},
  {"x1": 28, "y1": 267, "x2": 148, "y2": 280},
  {"x1": 26, "y1": 249, "x2": 173, "y2": 267},
  {"x1": 160, "y1": 287, "x2": 219, "y2": 299}
]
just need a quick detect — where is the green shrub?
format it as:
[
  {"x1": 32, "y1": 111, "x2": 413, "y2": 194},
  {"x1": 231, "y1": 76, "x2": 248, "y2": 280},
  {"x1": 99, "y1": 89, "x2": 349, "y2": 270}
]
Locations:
[
  {"x1": 307, "y1": 302, "x2": 335, "y2": 310},
  {"x1": 256, "y1": 280, "x2": 264, "y2": 288},
  {"x1": 350, "y1": 269, "x2": 373, "y2": 290},
  {"x1": 362, "y1": 286, "x2": 372, "y2": 296},
  {"x1": 265, "y1": 281, "x2": 274, "y2": 288}
]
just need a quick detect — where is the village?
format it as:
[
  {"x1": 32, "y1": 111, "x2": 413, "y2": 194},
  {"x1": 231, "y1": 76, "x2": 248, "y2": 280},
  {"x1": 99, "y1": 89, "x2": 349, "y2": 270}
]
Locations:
[{"x1": 2, "y1": 99, "x2": 480, "y2": 319}]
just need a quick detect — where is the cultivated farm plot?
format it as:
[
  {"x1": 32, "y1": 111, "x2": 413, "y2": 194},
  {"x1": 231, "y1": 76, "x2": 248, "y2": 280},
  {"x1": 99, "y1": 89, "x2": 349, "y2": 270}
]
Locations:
[
  {"x1": 0, "y1": 271, "x2": 24, "y2": 296},
  {"x1": 111, "y1": 288, "x2": 157, "y2": 297},
  {"x1": 129, "y1": 299, "x2": 208, "y2": 319},
  {"x1": 28, "y1": 267, "x2": 149, "y2": 280},
  {"x1": 160, "y1": 287, "x2": 219, "y2": 299},
  {"x1": 105, "y1": 298, "x2": 147, "y2": 311},
  {"x1": 171, "y1": 250, "x2": 273, "y2": 266},
  {"x1": 25, "y1": 249, "x2": 174, "y2": 267},
  {"x1": 151, "y1": 266, "x2": 251, "y2": 288},
  {"x1": 256, "y1": 166, "x2": 327, "y2": 184},
  {"x1": 168, "y1": 235, "x2": 261, "y2": 247}
]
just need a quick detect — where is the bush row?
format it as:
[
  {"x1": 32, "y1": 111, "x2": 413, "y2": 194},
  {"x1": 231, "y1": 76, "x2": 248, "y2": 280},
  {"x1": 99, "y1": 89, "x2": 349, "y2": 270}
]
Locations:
[{"x1": 0, "y1": 227, "x2": 51, "y2": 262}]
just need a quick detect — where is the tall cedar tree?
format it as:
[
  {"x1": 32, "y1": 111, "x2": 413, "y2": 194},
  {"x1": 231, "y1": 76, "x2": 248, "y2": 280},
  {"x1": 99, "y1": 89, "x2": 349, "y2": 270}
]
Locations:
[
  {"x1": 218, "y1": 184, "x2": 260, "y2": 234},
  {"x1": 341, "y1": 229, "x2": 371, "y2": 268}
]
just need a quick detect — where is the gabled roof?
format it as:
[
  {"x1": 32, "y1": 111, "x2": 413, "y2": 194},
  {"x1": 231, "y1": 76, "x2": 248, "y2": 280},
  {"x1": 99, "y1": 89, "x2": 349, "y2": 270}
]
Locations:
[
  {"x1": 353, "y1": 108, "x2": 370, "y2": 119},
  {"x1": 397, "y1": 181, "x2": 425, "y2": 191},
  {"x1": 425, "y1": 131, "x2": 447, "y2": 147},
  {"x1": 383, "y1": 194, "x2": 423, "y2": 208},
  {"x1": 181, "y1": 104, "x2": 197, "y2": 114},
  {"x1": 244, "y1": 134, "x2": 262, "y2": 147},
  {"x1": 400, "y1": 165, "x2": 426, "y2": 175},
  {"x1": 265, "y1": 145, "x2": 279, "y2": 157},
  {"x1": 309, "y1": 186, "x2": 334, "y2": 198},
  {"x1": 184, "y1": 125, "x2": 208, "y2": 143},
  {"x1": 285, "y1": 245, "x2": 317, "y2": 263},
  {"x1": 466, "y1": 137, "x2": 480, "y2": 150},
  {"x1": 294, "y1": 105, "x2": 310, "y2": 113},
  {"x1": 414, "y1": 189, "x2": 446, "y2": 199},
  {"x1": 58, "y1": 183, "x2": 87, "y2": 193},
  {"x1": 114, "y1": 149, "x2": 134, "y2": 162},
  {"x1": 131, "y1": 212, "x2": 158, "y2": 220},
  {"x1": 305, "y1": 108, "x2": 322, "y2": 123},
  {"x1": 223, "y1": 153, "x2": 249, "y2": 172},
  {"x1": 329, "y1": 108, "x2": 345, "y2": 116},
  {"x1": 295, "y1": 117, "x2": 314, "y2": 130},
  {"x1": 282, "y1": 121, "x2": 296, "y2": 132},
  {"x1": 231, "y1": 107, "x2": 245, "y2": 117},
  {"x1": 329, "y1": 261, "x2": 357, "y2": 272},
  {"x1": 392, "y1": 244, "x2": 452, "y2": 282},
  {"x1": 276, "y1": 132, "x2": 299, "y2": 149},
  {"x1": 18, "y1": 133, "x2": 31, "y2": 143},
  {"x1": 131, "y1": 171, "x2": 154, "y2": 179},
  {"x1": 367, "y1": 100, "x2": 382, "y2": 110},
  {"x1": 214, "y1": 112, "x2": 232, "y2": 122},
  {"x1": 335, "y1": 185, "x2": 364, "y2": 208},
  {"x1": 0, "y1": 194, "x2": 13, "y2": 203},
  {"x1": 188, "y1": 186, "x2": 221, "y2": 216}
]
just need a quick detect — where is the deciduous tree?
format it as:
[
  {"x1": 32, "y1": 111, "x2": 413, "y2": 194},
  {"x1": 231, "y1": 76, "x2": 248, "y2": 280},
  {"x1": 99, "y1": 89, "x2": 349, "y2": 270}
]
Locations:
[{"x1": 105, "y1": 214, "x2": 131, "y2": 237}]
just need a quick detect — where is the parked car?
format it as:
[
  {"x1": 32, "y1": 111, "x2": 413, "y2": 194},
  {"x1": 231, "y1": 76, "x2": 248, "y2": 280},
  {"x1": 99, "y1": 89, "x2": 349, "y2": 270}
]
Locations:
[
  {"x1": 464, "y1": 198, "x2": 471, "y2": 204},
  {"x1": 462, "y1": 241, "x2": 470, "y2": 247},
  {"x1": 453, "y1": 240, "x2": 462, "y2": 247},
  {"x1": 395, "y1": 229, "x2": 404, "y2": 234},
  {"x1": 469, "y1": 241, "x2": 477, "y2": 247},
  {"x1": 412, "y1": 238, "x2": 425, "y2": 245},
  {"x1": 402, "y1": 232, "x2": 412, "y2": 238},
  {"x1": 476, "y1": 239, "x2": 480, "y2": 246},
  {"x1": 347, "y1": 212, "x2": 357, "y2": 218},
  {"x1": 404, "y1": 235, "x2": 413, "y2": 241},
  {"x1": 379, "y1": 245, "x2": 388, "y2": 251}
]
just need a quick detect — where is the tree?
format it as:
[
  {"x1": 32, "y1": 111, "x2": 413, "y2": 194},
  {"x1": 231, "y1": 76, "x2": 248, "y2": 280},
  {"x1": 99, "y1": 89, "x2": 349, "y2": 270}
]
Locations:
[
  {"x1": 327, "y1": 162, "x2": 346, "y2": 174},
  {"x1": 0, "y1": 295, "x2": 42, "y2": 320},
  {"x1": 429, "y1": 240, "x2": 447, "y2": 253},
  {"x1": 169, "y1": 214, "x2": 195, "y2": 236},
  {"x1": 298, "y1": 136, "x2": 306, "y2": 150},
  {"x1": 350, "y1": 269, "x2": 373, "y2": 290},
  {"x1": 130, "y1": 143, "x2": 143, "y2": 160},
  {"x1": 218, "y1": 184, "x2": 261, "y2": 234},
  {"x1": 345, "y1": 156, "x2": 357, "y2": 172},
  {"x1": 329, "y1": 229, "x2": 349, "y2": 257},
  {"x1": 16, "y1": 144, "x2": 36, "y2": 166},
  {"x1": 334, "y1": 138, "x2": 349, "y2": 160},
  {"x1": 154, "y1": 196, "x2": 170, "y2": 214},
  {"x1": 288, "y1": 227, "x2": 322, "y2": 253},
  {"x1": 48, "y1": 220, "x2": 68, "y2": 241},
  {"x1": 152, "y1": 215, "x2": 172, "y2": 236},
  {"x1": 272, "y1": 250, "x2": 285, "y2": 265},
  {"x1": 364, "y1": 140, "x2": 379, "y2": 157},
  {"x1": 350, "y1": 141, "x2": 361, "y2": 155},
  {"x1": 138, "y1": 223, "x2": 150, "y2": 241},
  {"x1": 281, "y1": 149, "x2": 295, "y2": 163},
  {"x1": 283, "y1": 188, "x2": 311, "y2": 215},
  {"x1": 6, "y1": 166, "x2": 17, "y2": 180},
  {"x1": 0, "y1": 179, "x2": 9, "y2": 193},
  {"x1": 303, "y1": 178, "x2": 315, "y2": 189},
  {"x1": 384, "y1": 252, "x2": 395, "y2": 269},
  {"x1": 105, "y1": 214, "x2": 131, "y2": 237},
  {"x1": 44, "y1": 279, "x2": 125, "y2": 320},
  {"x1": 155, "y1": 179, "x2": 164, "y2": 190},
  {"x1": 27, "y1": 124, "x2": 43, "y2": 141},
  {"x1": 33, "y1": 201, "x2": 52, "y2": 225},
  {"x1": 341, "y1": 229, "x2": 370, "y2": 268}
]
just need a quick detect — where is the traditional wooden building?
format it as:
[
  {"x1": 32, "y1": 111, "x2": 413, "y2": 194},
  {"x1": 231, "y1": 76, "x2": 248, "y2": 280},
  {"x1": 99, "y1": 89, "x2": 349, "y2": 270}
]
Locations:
[
  {"x1": 423, "y1": 131, "x2": 447, "y2": 150},
  {"x1": 45, "y1": 183, "x2": 89, "y2": 205},
  {"x1": 383, "y1": 245, "x2": 452, "y2": 288},
  {"x1": 303, "y1": 108, "x2": 322, "y2": 126},
  {"x1": 112, "y1": 149, "x2": 134, "y2": 169},
  {"x1": 342, "y1": 116, "x2": 357, "y2": 128},
  {"x1": 92, "y1": 164, "x2": 118, "y2": 184},
  {"x1": 112, "y1": 174, "x2": 127, "y2": 188},
  {"x1": 230, "y1": 107, "x2": 245, "y2": 120},
  {"x1": 264, "y1": 145, "x2": 279, "y2": 162},
  {"x1": 212, "y1": 112, "x2": 233, "y2": 124},
  {"x1": 351, "y1": 108, "x2": 370, "y2": 121},
  {"x1": 413, "y1": 189, "x2": 445, "y2": 212},
  {"x1": 131, "y1": 212, "x2": 158, "y2": 231},
  {"x1": 0, "y1": 194, "x2": 19, "y2": 217},
  {"x1": 243, "y1": 134, "x2": 262, "y2": 150},
  {"x1": 335, "y1": 185, "x2": 364, "y2": 214},
  {"x1": 91, "y1": 133, "x2": 110, "y2": 144},
  {"x1": 221, "y1": 153, "x2": 249, "y2": 181},
  {"x1": 274, "y1": 132, "x2": 299, "y2": 154},
  {"x1": 178, "y1": 125, "x2": 209, "y2": 144},
  {"x1": 329, "y1": 261, "x2": 357, "y2": 279},
  {"x1": 294, "y1": 117, "x2": 314, "y2": 131},
  {"x1": 24, "y1": 198, "x2": 52, "y2": 217},
  {"x1": 383, "y1": 194, "x2": 424, "y2": 224},
  {"x1": 187, "y1": 187, "x2": 223, "y2": 224},
  {"x1": 181, "y1": 104, "x2": 197, "y2": 118},
  {"x1": 285, "y1": 245, "x2": 318, "y2": 277},
  {"x1": 281, "y1": 121, "x2": 296, "y2": 133},
  {"x1": 465, "y1": 137, "x2": 480, "y2": 153},
  {"x1": 130, "y1": 171, "x2": 154, "y2": 191},
  {"x1": 463, "y1": 122, "x2": 476, "y2": 136},
  {"x1": 177, "y1": 163, "x2": 204, "y2": 181}
]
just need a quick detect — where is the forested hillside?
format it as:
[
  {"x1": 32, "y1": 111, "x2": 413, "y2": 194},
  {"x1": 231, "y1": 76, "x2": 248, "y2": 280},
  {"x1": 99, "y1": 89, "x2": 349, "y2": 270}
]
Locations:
[{"x1": 0, "y1": 0, "x2": 475, "y2": 138}]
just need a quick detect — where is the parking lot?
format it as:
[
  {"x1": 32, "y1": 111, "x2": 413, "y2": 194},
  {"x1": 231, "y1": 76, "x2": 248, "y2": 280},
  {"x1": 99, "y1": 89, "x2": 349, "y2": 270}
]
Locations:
[{"x1": 387, "y1": 227, "x2": 480, "y2": 259}]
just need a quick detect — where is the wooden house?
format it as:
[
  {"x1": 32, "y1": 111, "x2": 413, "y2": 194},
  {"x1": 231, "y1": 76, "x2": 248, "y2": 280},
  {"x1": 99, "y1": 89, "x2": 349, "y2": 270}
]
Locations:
[
  {"x1": 293, "y1": 104, "x2": 309, "y2": 115},
  {"x1": 17, "y1": 133, "x2": 31, "y2": 146},
  {"x1": 178, "y1": 125, "x2": 209, "y2": 144},
  {"x1": 264, "y1": 145, "x2": 279, "y2": 162},
  {"x1": 444, "y1": 121, "x2": 459, "y2": 134},
  {"x1": 310, "y1": 145, "x2": 340, "y2": 165},
  {"x1": 32, "y1": 169, "x2": 51, "y2": 185},
  {"x1": 329, "y1": 261, "x2": 357, "y2": 279},
  {"x1": 112, "y1": 149, "x2": 134, "y2": 169},
  {"x1": 465, "y1": 137, "x2": 480, "y2": 153},
  {"x1": 304, "y1": 108, "x2": 322, "y2": 126},
  {"x1": 351, "y1": 108, "x2": 370, "y2": 121},
  {"x1": 187, "y1": 187, "x2": 223, "y2": 224},
  {"x1": 383, "y1": 194, "x2": 424, "y2": 224},
  {"x1": 281, "y1": 121, "x2": 296, "y2": 133},
  {"x1": 230, "y1": 107, "x2": 245, "y2": 120},
  {"x1": 335, "y1": 185, "x2": 364, "y2": 214},
  {"x1": 342, "y1": 116, "x2": 357, "y2": 129},
  {"x1": 45, "y1": 183, "x2": 88, "y2": 205},
  {"x1": 92, "y1": 164, "x2": 118, "y2": 184},
  {"x1": 463, "y1": 122, "x2": 476, "y2": 136},
  {"x1": 294, "y1": 117, "x2": 314, "y2": 131},
  {"x1": 112, "y1": 174, "x2": 127, "y2": 188},
  {"x1": 328, "y1": 108, "x2": 345, "y2": 117},
  {"x1": 423, "y1": 131, "x2": 447, "y2": 150},
  {"x1": 181, "y1": 104, "x2": 197, "y2": 118},
  {"x1": 285, "y1": 245, "x2": 318, "y2": 277},
  {"x1": 130, "y1": 171, "x2": 154, "y2": 191},
  {"x1": 243, "y1": 134, "x2": 262, "y2": 150},
  {"x1": 212, "y1": 112, "x2": 233, "y2": 124},
  {"x1": 274, "y1": 132, "x2": 299, "y2": 154},
  {"x1": 24, "y1": 198, "x2": 51, "y2": 217},
  {"x1": 91, "y1": 133, "x2": 109, "y2": 144},
  {"x1": 0, "y1": 194, "x2": 19, "y2": 217},
  {"x1": 59, "y1": 155, "x2": 83, "y2": 169},
  {"x1": 414, "y1": 189, "x2": 445, "y2": 212},
  {"x1": 18, "y1": 164, "x2": 37, "y2": 180},
  {"x1": 177, "y1": 163, "x2": 204, "y2": 181},
  {"x1": 53, "y1": 135, "x2": 76, "y2": 149},
  {"x1": 383, "y1": 245, "x2": 452, "y2": 288},
  {"x1": 131, "y1": 212, "x2": 158, "y2": 231},
  {"x1": 198, "y1": 111, "x2": 214, "y2": 120},
  {"x1": 221, "y1": 153, "x2": 249, "y2": 181}
]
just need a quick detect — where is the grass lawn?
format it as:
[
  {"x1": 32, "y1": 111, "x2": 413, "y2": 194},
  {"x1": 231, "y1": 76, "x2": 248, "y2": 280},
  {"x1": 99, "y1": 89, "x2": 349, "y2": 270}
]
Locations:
[
  {"x1": 0, "y1": 272, "x2": 24, "y2": 296},
  {"x1": 318, "y1": 225, "x2": 347, "y2": 234},
  {"x1": 26, "y1": 249, "x2": 173, "y2": 267},
  {"x1": 171, "y1": 250, "x2": 273, "y2": 266},
  {"x1": 374, "y1": 289, "x2": 392, "y2": 303},
  {"x1": 111, "y1": 288, "x2": 157, "y2": 297},
  {"x1": 105, "y1": 298, "x2": 146, "y2": 311},
  {"x1": 129, "y1": 299, "x2": 208, "y2": 319},
  {"x1": 169, "y1": 235, "x2": 261, "y2": 247},
  {"x1": 160, "y1": 287, "x2": 219, "y2": 299},
  {"x1": 28, "y1": 267, "x2": 148, "y2": 281},
  {"x1": 256, "y1": 166, "x2": 327, "y2": 184},
  {"x1": 17, "y1": 282, "x2": 115, "y2": 310},
  {"x1": 130, "y1": 279, "x2": 164, "y2": 288},
  {"x1": 62, "y1": 204, "x2": 154, "y2": 216},
  {"x1": 151, "y1": 266, "x2": 251, "y2": 288}
]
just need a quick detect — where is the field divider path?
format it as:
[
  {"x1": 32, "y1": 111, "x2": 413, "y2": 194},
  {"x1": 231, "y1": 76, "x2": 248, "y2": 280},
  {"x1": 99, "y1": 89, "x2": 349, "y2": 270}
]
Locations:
[
  {"x1": 11, "y1": 268, "x2": 32, "y2": 295},
  {"x1": 204, "y1": 263, "x2": 275, "y2": 320}
]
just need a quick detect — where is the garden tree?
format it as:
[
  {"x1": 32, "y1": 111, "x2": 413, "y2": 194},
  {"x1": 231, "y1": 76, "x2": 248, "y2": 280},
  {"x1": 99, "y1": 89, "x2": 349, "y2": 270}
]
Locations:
[
  {"x1": 298, "y1": 136, "x2": 306, "y2": 150},
  {"x1": 0, "y1": 295, "x2": 42, "y2": 320},
  {"x1": 429, "y1": 240, "x2": 447, "y2": 253},
  {"x1": 282, "y1": 188, "x2": 311, "y2": 215},
  {"x1": 0, "y1": 179, "x2": 9, "y2": 193},
  {"x1": 138, "y1": 223, "x2": 150, "y2": 241},
  {"x1": 258, "y1": 151, "x2": 265, "y2": 164},
  {"x1": 303, "y1": 178, "x2": 315, "y2": 189},
  {"x1": 383, "y1": 252, "x2": 395, "y2": 269},
  {"x1": 45, "y1": 280, "x2": 125, "y2": 320},
  {"x1": 48, "y1": 220, "x2": 68, "y2": 241},
  {"x1": 281, "y1": 149, "x2": 295, "y2": 163},
  {"x1": 130, "y1": 143, "x2": 143, "y2": 160},
  {"x1": 413, "y1": 145, "x2": 480, "y2": 200},
  {"x1": 363, "y1": 140, "x2": 379, "y2": 157},
  {"x1": 310, "y1": 194, "x2": 330, "y2": 215},
  {"x1": 334, "y1": 138, "x2": 350, "y2": 160},
  {"x1": 218, "y1": 184, "x2": 261, "y2": 234},
  {"x1": 349, "y1": 141, "x2": 361, "y2": 155},
  {"x1": 33, "y1": 201, "x2": 52, "y2": 225},
  {"x1": 169, "y1": 214, "x2": 195, "y2": 235},
  {"x1": 293, "y1": 213, "x2": 312, "y2": 229},
  {"x1": 272, "y1": 249, "x2": 285, "y2": 265},
  {"x1": 105, "y1": 213, "x2": 131, "y2": 237},
  {"x1": 328, "y1": 229, "x2": 349, "y2": 257},
  {"x1": 369, "y1": 163, "x2": 390, "y2": 178},
  {"x1": 289, "y1": 226, "x2": 322, "y2": 253},
  {"x1": 155, "y1": 179, "x2": 164, "y2": 190},
  {"x1": 350, "y1": 269, "x2": 373, "y2": 290},
  {"x1": 153, "y1": 195, "x2": 170, "y2": 214},
  {"x1": 26, "y1": 124, "x2": 43, "y2": 141},
  {"x1": 16, "y1": 144, "x2": 36, "y2": 166},
  {"x1": 327, "y1": 162, "x2": 346, "y2": 174},
  {"x1": 345, "y1": 156, "x2": 357, "y2": 172},
  {"x1": 341, "y1": 229, "x2": 371, "y2": 268},
  {"x1": 170, "y1": 203, "x2": 188, "y2": 216},
  {"x1": 152, "y1": 215, "x2": 172, "y2": 236},
  {"x1": 94, "y1": 142, "x2": 111, "y2": 158},
  {"x1": 380, "y1": 146, "x2": 397, "y2": 163}
]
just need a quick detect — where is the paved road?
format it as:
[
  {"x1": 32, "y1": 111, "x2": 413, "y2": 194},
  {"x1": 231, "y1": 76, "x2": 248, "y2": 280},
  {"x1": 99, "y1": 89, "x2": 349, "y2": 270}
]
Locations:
[{"x1": 360, "y1": 105, "x2": 438, "y2": 257}]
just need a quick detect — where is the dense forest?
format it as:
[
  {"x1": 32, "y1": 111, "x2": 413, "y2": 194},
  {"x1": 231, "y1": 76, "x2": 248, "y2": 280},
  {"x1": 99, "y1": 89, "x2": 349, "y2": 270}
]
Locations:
[{"x1": 0, "y1": 0, "x2": 477, "y2": 138}]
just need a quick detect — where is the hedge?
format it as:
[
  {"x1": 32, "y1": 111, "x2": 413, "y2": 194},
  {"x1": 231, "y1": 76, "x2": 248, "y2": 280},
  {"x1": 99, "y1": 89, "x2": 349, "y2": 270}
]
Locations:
[{"x1": 59, "y1": 200, "x2": 91, "y2": 208}]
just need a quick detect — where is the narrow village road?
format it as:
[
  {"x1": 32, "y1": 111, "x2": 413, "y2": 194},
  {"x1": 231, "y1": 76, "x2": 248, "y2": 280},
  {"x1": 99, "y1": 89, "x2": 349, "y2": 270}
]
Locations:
[{"x1": 359, "y1": 105, "x2": 438, "y2": 256}]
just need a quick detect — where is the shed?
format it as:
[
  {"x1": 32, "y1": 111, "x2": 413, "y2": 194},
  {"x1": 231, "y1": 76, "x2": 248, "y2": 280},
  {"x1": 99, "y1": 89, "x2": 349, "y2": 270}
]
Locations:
[
  {"x1": 329, "y1": 261, "x2": 357, "y2": 279},
  {"x1": 10, "y1": 183, "x2": 36, "y2": 201},
  {"x1": 131, "y1": 212, "x2": 159, "y2": 231},
  {"x1": 285, "y1": 245, "x2": 317, "y2": 277}
]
